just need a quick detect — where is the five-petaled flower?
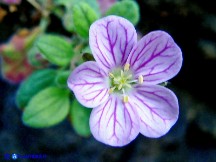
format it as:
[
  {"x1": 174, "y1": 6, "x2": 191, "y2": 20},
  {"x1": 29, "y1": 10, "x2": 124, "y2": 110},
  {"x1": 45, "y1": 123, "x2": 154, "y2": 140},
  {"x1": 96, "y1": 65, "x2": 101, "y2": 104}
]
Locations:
[{"x1": 68, "y1": 15, "x2": 182, "y2": 146}]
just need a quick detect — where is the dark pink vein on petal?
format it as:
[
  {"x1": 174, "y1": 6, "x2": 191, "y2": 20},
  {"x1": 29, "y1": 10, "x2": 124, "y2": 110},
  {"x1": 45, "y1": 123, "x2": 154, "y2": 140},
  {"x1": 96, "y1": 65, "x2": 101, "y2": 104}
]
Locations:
[
  {"x1": 129, "y1": 35, "x2": 161, "y2": 66},
  {"x1": 108, "y1": 98, "x2": 120, "y2": 142},
  {"x1": 98, "y1": 89, "x2": 109, "y2": 102},
  {"x1": 142, "y1": 59, "x2": 178, "y2": 77},
  {"x1": 140, "y1": 118, "x2": 161, "y2": 135},
  {"x1": 73, "y1": 81, "x2": 103, "y2": 87},
  {"x1": 82, "y1": 89, "x2": 104, "y2": 102},
  {"x1": 100, "y1": 21, "x2": 118, "y2": 65},
  {"x1": 134, "y1": 94, "x2": 168, "y2": 124},
  {"x1": 94, "y1": 98, "x2": 111, "y2": 135},
  {"x1": 135, "y1": 40, "x2": 172, "y2": 72},
  {"x1": 124, "y1": 103, "x2": 133, "y2": 139},
  {"x1": 82, "y1": 89, "x2": 108, "y2": 103},
  {"x1": 133, "y1": 101, "x2": 161, "y2": 134},
  {"x1": 73, "y1": 80, "x2": 103, "y2": 92},
  {"x1": 136, "y1": 88, "x2": 174, "y2": 109},
  {"x1": 119, "y1": 21, "x2": 128, "y2": 63},
  {"x1": 94, "y1": 33, "x2": 111, "y2": 69},
  {"x1": 75, "y1": 67, "x2": 102, "y2": 76}
]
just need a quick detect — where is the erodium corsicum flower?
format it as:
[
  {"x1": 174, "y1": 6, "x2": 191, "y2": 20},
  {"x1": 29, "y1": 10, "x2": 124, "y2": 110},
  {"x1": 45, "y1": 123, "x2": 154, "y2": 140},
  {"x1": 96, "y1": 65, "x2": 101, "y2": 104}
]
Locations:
[{"x1": 68, "y1": 16, "x2": 182, "y2": 146}]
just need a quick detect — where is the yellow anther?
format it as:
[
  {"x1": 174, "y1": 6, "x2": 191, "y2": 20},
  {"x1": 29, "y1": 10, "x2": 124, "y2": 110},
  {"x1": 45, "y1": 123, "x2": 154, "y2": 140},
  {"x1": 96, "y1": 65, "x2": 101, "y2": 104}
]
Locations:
[
  {"x1": 123, "y1": 95, "x2": 129, "y2": 103},
  {"x1": 109, "y1": 72, "x2": 115, "y2": 78},
  {"x1": 138, "y1": 75, "x2": 144, "y2": 84},
  {"x1": 124, "y1": 63, "x2": 130, "y2": 71},
  {"x1": 109, "y1": 87, "x2": 116, "y2": 94}
]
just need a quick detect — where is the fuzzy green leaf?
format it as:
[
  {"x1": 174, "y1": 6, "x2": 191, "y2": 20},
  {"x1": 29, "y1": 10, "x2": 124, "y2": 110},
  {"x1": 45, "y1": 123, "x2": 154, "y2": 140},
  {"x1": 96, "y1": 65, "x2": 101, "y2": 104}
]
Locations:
[
  {"x1": 16, "y1": 69, "x2": 57, "y2": 109},
  {"x1": 36, "y1": 34, "x2": 73, "y2": 66},
  {"x1": 22, "y1": 87, "x2": 70, "y2": 128},
  {"x1": 106, "y1": 0, "x2": 140, "y2": 25},
  {"x1": 55, "y1": 71, "x2": 71, "y2": 87},
  {"x1": 70, "y1": 99, "x2": 91, "y2": 137},
  {"x1": 56, "y1": 0, "x2": 100, "y2": 32},
  {"x1": 55, "y1": 0, "x2": 100, "y2": 14},
  {"x1": 73, "y1": 2, "x2": 98, "y2": 38}
]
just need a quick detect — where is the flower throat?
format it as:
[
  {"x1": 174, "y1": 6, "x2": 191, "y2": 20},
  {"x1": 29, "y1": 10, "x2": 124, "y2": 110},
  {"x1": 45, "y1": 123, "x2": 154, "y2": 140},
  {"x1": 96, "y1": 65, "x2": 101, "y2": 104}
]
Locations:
[{"x1": 108, "y1": 63, "x2": 143, "y2": 103}]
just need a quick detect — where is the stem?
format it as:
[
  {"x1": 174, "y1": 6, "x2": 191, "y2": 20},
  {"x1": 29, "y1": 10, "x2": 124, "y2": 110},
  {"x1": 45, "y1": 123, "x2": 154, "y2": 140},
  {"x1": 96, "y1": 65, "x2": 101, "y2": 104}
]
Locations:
[
  {"x1": 27, "y1": 0, "x2": 50, "y2": 17},
  {"x1": 27, "y1": 0, "x2": 51, "y2": 33},
  {"x1": 27, "y1": 0, "x2": 42, "y2": 12},
  {"x1": 39, "y1": 17, "x2": 49, "y2": 33}
]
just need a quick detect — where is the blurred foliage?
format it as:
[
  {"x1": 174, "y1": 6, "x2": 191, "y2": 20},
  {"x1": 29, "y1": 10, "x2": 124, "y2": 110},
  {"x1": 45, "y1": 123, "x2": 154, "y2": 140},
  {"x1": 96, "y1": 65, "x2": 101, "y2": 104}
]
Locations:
[{"x1": 0, "y1": 28, "x2": 41, "y2": 83}]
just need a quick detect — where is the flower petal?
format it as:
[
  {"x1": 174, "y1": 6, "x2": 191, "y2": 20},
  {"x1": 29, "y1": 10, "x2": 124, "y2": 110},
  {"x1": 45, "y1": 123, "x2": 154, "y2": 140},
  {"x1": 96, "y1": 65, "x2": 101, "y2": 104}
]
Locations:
[
  {"x1": 67, "y1": 61, "x2": 109, "y2": 108},
  {"x1": 90, "y1": 95, "x2": 140, "y2": 146},
  {"x1": 127, "y1": 31, "x2": 182, "y2": 84},
  {"x1": 89, "y1": 15, "x2": 137, "y2": 73},
  {"x1": 131, "y1": 85, "x2": 179, "y2": 138}
]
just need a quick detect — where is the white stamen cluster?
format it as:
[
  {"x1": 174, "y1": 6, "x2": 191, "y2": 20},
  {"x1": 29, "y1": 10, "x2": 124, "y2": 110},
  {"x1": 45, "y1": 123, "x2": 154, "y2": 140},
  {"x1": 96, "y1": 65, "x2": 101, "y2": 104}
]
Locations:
[{"x1": 108, "y1": 63, "x2": 144, "y2": 102}]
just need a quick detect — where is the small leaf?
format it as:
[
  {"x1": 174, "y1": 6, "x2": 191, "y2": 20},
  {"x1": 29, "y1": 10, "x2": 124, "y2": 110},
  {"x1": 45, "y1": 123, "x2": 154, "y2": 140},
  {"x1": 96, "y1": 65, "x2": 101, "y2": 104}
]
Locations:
[
  {"x1": 55, "y1": 0, "x2": 100, "y2": 15},
  {"x1": 72, "y1": 2, "x2": 98, "y2": 38},
  {"x1": 36, "y1": 34, "x2": 74, "y2": 66},
  {"x1": 70, "y1": 99, "x2": 91, "y2": 137},
  {"x1": 105, "y1": 0, "x2": 140, "y2": 25},
  {"x1": 55, "y1": 71, "x2": 71, "y2": 87},
  {"x1": 16, "y1": 69, "x2": 57, "y2": 109},
  {"x1": 63, "y1": 11, "x2": 75, "y2": 32},
  {"x1": 22, "y1": 87, "x2": 70, "y2": 128},
  {"x1": 56, "y1": 0, "x2": 100, "y2": 32}
]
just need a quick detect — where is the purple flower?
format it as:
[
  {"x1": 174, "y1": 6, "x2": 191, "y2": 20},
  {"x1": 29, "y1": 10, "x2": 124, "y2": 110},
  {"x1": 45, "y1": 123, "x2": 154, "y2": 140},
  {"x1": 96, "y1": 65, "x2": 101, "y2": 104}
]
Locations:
[{"x1": 68, "y1": 16, "x2": 182, "y2": 146}]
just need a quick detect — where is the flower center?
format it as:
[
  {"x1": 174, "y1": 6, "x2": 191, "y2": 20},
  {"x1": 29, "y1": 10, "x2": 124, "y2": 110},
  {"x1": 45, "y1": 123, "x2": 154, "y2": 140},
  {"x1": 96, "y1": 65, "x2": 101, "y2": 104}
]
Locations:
[{"x1": 108, "y1": 63, "x2": 143, "y2": 103}]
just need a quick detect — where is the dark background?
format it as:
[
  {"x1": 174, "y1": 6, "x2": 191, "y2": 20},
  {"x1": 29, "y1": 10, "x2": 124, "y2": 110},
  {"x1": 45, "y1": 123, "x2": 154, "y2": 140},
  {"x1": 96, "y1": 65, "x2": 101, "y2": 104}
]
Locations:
[{"x1": 0, "y1": 0, "x2": 216, "y2": 161}]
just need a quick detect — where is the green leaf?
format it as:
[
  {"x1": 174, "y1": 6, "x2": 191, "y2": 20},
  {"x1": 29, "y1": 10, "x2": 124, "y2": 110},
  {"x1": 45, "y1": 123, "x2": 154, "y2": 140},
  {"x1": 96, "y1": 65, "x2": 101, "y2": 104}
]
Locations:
[
  {"x1": 55, "y1": 71, "x2": 71, "y2": 87},
  {"x1": 55, "y1": 0, "x2": 100, "y2": 15},
  {"x1": 55, "y1": 0, "x2": 100, "y2": 32},
  {"x1": 70, "y1": 99, "x2": 91, "y2": 137},
  {"x1": 27, "y1": 45, "x2": 48, "y2": 67},
  {"x1": 16, "y1": 69, "x2": 57, "y2": 109},
  {"x1": 22, "y1": 87, "x2": 70, "y2": 128},
  {"x1": 105, "y1": 0, "x2": 140, "y2": 25},
  {"x1": 63, "y1": 11, "x2": 75, "y2": 32},
  {"x1": 72, "y1": 2, "x2": 98, "y2": 38},
  {"x1": 36, "y1": 34, "x2": 74, "y2": 66}
]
